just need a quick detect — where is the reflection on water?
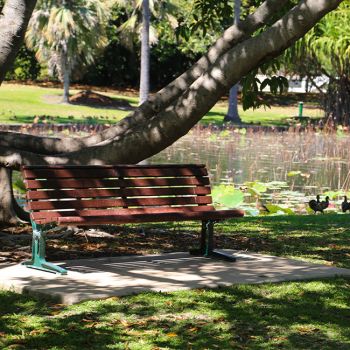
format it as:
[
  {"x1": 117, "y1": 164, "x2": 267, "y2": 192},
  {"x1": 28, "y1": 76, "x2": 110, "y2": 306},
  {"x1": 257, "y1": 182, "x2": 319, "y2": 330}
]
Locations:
[{"x1": 150, "y1": 127, "x2": 350, "y2": 210}]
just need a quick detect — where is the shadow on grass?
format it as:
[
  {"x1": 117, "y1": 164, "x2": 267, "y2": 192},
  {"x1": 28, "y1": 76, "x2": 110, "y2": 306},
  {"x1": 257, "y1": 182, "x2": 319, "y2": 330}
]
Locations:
[
  {"x1": 7, "y1": 115, "x2": 118, "y2": 125},
  {"x1": 1, "y1": 278, "x2": 349, "y2": 349},
  {"x1": 218, "y1": 214, "x2": 350, "y2": 268}
]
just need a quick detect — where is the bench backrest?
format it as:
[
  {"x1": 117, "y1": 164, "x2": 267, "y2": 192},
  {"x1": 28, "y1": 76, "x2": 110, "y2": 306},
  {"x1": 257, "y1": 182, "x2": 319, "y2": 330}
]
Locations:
[{"x1": 22, "y1": 164, "x2": 214, "y2": 224}]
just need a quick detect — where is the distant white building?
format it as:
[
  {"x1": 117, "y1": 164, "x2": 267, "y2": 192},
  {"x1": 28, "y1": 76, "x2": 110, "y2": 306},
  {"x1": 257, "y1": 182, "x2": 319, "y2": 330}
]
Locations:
[{"x1": 257, "y1": 75, "x2": 329, "y2": 93}]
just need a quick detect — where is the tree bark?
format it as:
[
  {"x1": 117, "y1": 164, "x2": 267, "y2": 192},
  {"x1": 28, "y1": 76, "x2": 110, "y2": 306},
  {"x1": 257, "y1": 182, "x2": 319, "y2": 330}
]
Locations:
[
  {"x1": 0, "y1": 168, "x2": 20, "y2": 225},
  {"x1": 0, "y1": 0, "x2": 37, "y2": 83},
  {"x1": 0, "y1": 0, "x2": 344, "y2": 225},
  {"x1": 62, "y1": 61, "x2": 70, "y2": 103},
  {"x1": 139, "y1": 0, "x2": 150, "y2": 105},
  {"x1": 224, "y1": 0, "x2": 242, "y2": 124}
]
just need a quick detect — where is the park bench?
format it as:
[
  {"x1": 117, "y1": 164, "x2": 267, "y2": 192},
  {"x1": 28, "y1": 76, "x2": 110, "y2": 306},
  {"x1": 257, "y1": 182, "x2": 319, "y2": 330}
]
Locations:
[{"x1": 21, "y1": 164, "x2": 244, "y2": 275}]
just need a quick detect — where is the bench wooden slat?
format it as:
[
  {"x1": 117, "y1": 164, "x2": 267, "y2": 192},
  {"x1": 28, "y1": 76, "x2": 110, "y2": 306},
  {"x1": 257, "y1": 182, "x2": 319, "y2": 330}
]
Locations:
[
  {"x1": 23, "y1": 164, "x2": 206, "y2": 169},
  {"x1": 31, "y1": 207, "x2": 243, "y2": 225},
  {"x1": 25, "y1": 177, "x2": 210, "y2": 189},
  {"x1": 29, "y1": 196, "x2": 213, "y2": 211},
  {"x1": 26, "y1": 186, "x2": 211, "y2": 201},
  {"x1": 31, "y1": 205, "x2": 216, "y2": 221},
  {"x1": 33, "y1": 209, "x2": 244, "y2": 225},
  {"x1": 22, "y1": 166, "x2": 208, "y2": 179}
]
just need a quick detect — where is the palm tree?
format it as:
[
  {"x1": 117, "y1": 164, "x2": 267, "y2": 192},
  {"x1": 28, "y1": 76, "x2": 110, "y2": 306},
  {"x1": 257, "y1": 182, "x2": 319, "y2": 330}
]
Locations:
[
  {"x1": 115, "y1": 0, "x2": 178, "y2": 104},
  {"x1": 224, "y1": 0, "x2": 242, "y2": 123},
  {"x1": 26, "y1": 0, "x2": 111, "y2": 103}
]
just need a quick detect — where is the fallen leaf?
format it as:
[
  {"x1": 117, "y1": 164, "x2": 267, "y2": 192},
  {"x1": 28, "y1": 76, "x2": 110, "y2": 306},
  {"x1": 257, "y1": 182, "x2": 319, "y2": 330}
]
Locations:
[
  {"x1": 188, "y1": 327, "x2": 198, "y2": 332},
  {"x1": 166, "y1": 332, "x2": 178, "y2": 337}
]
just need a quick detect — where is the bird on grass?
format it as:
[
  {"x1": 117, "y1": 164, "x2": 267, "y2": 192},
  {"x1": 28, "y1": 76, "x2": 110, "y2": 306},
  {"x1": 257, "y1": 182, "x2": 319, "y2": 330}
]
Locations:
[
  {"x1": 342, "y1": 196, "x2": 350, "y2": 213},
  {"x1": 308, "y1": 195, "x2": 329, "y2": 214},
  {"x1": 308, "y1": 195, "x2": 321, "y2": 214},
  {"x1": 320, "y1": 196, "x2": 330, "y2": 212}
]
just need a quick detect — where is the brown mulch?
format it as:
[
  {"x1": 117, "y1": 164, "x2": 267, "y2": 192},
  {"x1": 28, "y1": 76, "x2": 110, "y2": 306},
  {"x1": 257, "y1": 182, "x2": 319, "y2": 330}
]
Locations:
[
  {"x1": 0, "y1": 224, "x2": 245, "y2": 264},
  {"x1": 69, "y1": 90, "x2": 134, "y2": 110}
]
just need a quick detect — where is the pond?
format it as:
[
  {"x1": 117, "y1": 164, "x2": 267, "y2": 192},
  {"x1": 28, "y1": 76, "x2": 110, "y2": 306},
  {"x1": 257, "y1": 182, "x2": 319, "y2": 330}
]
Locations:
[
  {"x1": 150, "y1": 126, "x2": 350, "y2": 214},
  {"x1": 11, "y1": 125, "x2": 350, "y2": 215}
]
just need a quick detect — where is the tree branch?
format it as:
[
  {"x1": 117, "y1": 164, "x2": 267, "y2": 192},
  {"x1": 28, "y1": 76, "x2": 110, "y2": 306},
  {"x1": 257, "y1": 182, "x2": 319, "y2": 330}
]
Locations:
[
  {"x1": 0, "y1": 0, "x2": 37, "y2": 83},
  {"x1": 0, "y1": 0, "x2": 288, "y2": 154}
]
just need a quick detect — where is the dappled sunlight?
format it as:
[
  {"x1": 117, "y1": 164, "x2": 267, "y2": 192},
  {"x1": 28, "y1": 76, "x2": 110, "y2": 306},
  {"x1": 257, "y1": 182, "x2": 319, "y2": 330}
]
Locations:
[{"x1": 1, "y1": 278, "x2": 349, "y2": 349}]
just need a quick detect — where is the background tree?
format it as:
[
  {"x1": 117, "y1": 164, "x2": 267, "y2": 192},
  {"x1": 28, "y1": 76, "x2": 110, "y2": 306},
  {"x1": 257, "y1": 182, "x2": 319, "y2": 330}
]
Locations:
[
  {"x1": 26, "y1": 0, "x2": 110, "y2": 103},
  {"x1": 0, "y1": 0, "x2": 344, "y2": 224},
  {"x1": 285, "y1": 2, "x2": 350, "y2": 125},
  {"x1": 225, "y1": 0, "x2": 242, "y2": 123},
  {"x1": 115, "y1": 0, "x2": 179, "y2": 103}
]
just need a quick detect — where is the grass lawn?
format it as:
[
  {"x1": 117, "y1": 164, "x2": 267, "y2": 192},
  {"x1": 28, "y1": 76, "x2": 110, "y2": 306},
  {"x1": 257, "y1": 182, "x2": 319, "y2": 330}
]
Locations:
[
  {"x1": 0, "y1": 83, "x2": 324, "y2": 126},
  {"x1": 1, "y1": 214, "x2": 350, "y2": 349},
  {"x1": 1, "y1": 279, "x2": 349, "y2": 350},
  {"x1": 0, "y1": 83, "x2": 137, "y2": 124}
]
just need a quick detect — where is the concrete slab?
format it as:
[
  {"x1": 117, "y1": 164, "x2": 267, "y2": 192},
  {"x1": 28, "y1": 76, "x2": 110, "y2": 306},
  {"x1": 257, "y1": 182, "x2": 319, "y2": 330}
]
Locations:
[{"x1": 1, "y1": 250, "x2": 350, "y2": 305}]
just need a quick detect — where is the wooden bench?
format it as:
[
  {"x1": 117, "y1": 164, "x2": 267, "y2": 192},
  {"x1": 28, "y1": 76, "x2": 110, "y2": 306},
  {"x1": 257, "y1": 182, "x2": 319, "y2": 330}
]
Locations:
[{"x1": 21, "y1": 164, "x2": 244, "y2": 275}]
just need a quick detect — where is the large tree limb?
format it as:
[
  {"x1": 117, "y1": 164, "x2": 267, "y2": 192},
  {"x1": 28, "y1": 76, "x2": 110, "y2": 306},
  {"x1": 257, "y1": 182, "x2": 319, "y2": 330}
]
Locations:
[
  {"x1": 0, "y1": 0, "x2": 37, "y2": 83},
  {"x1": 0, "y1": 0, "x2": 288, "y2": 155},
  {"x1": 0, "y1": 0, "x2": 343, "y2": 168}
]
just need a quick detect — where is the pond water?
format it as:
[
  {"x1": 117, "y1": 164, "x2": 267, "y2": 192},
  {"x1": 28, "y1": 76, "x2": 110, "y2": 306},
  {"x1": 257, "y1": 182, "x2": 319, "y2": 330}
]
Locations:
[
  {"x1": 150, "y1": 127, "x2": 350, "y2": 214},
  {"x1": 11, "y1": 125, "x2": 350, "y2": 215}
]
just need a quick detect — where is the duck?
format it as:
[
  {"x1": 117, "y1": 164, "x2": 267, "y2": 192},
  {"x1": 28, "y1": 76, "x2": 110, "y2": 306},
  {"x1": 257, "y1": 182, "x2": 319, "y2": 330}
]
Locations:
[
  {"x1": 342, "y1": 196, "x2": 350, "y2": 213},
  {"x1": 320, "y1": 196, "x2": 330, "y2": 212},
  {"x1": 308, "y1": 195, "x2": 321, "y2": 213}
]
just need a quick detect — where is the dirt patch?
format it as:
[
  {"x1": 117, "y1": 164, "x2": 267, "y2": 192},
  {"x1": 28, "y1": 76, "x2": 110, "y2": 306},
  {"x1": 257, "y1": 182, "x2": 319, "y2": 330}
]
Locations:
[
  {"x1": 0, "y1": 224, "x2": 243, "y2": 264},
  {"x1": 69, "y1": 90, "x2": 134, "y2": 110}
]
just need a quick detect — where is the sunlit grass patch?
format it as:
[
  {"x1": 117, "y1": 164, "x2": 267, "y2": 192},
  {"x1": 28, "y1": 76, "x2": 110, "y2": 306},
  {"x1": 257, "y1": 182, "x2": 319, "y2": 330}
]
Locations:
[
  {"x1": 0, "y1": 83, "x2": 136, "y2": 124},
  {"x1": 0, "y1": 83, "x2": 324, "y2": 126}
]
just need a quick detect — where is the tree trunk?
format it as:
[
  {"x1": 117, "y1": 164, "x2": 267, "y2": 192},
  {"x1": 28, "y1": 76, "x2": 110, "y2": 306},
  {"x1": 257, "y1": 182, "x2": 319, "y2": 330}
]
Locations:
[
  {"x1": 0, "y1": 0, "x2": 37, "y2": 83},
  {"x1": 224, "y1": 0, "x2": 242, "y2": 124},
  {"x1": 139, "y1": 0, "x2": 150, "y2": 105},
  {"x1": 0, "y1": 0, "x2": 345, "y2": 225},
  {"x1": 0, "y1": 168, "x2": 20, "y2": 225},
  {"x1": 62, "y1": 61, "x2": 70, "y2": 103},
  {"x1": 324, "y1": 76, "x2": 350, "y2": 125},
  {"x1": 225, "y1": 85, "x2": 241, "y2": 123}
]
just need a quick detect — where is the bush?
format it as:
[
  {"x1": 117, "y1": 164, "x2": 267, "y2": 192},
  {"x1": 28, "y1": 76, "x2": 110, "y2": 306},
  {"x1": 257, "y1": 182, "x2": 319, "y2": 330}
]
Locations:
[{"x1": 5, "y1": 45, "x2": 41, "y2": 81}]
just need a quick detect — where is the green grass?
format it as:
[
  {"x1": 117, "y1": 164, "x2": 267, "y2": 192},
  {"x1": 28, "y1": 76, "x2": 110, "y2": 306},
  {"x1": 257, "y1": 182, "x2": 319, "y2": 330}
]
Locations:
[
  {"x1": 1, "y1": 215, "x2": 350, "y2": 349},
  {"x1": 0, "y1": 83, "x2": 324, "y2": 126},
  {"x1": 1, "y1": 279, "x2": 349, "y2": 349},
  {"x1": 0, "y1": 83, "x2": 137, "y2": 124},
  {"x1": 216, "y1": 214, "x2": 350, "y2": 269}
]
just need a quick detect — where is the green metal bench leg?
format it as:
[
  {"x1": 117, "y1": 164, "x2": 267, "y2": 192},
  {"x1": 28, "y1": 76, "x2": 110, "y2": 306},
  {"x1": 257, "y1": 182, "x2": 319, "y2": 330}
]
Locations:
[
  {"x1": 189, "y1": 220, "x2": 207, "y2": 256},
  {"x1": 205, "y1": 220, "x2": 236, "y2": 262},
  {"x1": 190, "y1": 220, "x2": 236, "y2": 261},
  {"x1": 22, "y1": 221, "x2": 67, "y2": 275}
]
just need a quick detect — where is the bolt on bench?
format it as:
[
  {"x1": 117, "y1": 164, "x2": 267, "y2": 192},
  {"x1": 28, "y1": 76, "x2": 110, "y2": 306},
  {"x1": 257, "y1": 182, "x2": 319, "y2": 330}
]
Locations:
[{"x1": 21, "y1": 164, "x2": 244, "y2": 275}]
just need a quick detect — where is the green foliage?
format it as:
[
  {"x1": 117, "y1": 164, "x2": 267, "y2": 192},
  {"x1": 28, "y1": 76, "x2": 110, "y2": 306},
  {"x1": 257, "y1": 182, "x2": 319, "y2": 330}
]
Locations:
[
  {"x1": 287, "y1": 171, "x2": 302, "y2": 177},
  {"x1": 190, "y1": 0, "x2": 233, "y2": 35},
  {"x1": 12, "y1": 172, "x2": 26, "y2": 194},
  {"x1": 212, "y1": 184, "x2": 244, "y2": 208},
  {"x1": 26, "y1": 0, "x2": 111, "y2": 82},
  {"x1": 284, "y1": 2, "x2": 350, "y2": 123},
  {"x1": 5, "y1": 46, "x2": 41, "y2": 81},
  {"x1": 241, "y1": 60, "x2": 289, "y2": 110},
  {"x1": 264, "y1": 204, "x2": 295, "y2": 215},
  {"x1": 244, "y1": 181, "x2": 267, "y2": 197}
]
